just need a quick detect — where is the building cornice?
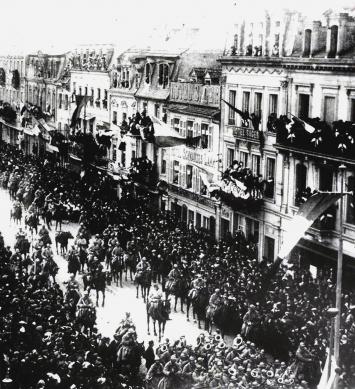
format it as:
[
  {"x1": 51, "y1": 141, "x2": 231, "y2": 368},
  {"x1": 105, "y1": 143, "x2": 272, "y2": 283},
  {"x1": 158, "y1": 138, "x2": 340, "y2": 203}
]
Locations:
[{"x1": 219, "y1": 56, "x2": 355, "y2": 73}]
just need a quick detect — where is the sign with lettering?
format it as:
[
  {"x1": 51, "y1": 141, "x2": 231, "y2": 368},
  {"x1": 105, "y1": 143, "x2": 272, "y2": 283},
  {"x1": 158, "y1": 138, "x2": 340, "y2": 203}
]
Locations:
[
  {"x1": 170, "y1": 82, "x2": 220, "y2": 107},
  {"x1": 169, "y1": 147, "x2": 216, "y2": 169}
]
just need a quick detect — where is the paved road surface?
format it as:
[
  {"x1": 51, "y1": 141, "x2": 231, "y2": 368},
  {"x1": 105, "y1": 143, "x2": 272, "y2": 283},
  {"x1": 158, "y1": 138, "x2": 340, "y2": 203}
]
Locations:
[{"x1": 0, "y1": 188, "x2": 232, "y2": 347}]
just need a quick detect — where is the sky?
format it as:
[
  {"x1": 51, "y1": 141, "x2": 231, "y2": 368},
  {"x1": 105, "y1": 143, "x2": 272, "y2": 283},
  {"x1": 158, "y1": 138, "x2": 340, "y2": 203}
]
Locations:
[{"x1": 0, "y1": 0, "x2": 354, "y2": 55}]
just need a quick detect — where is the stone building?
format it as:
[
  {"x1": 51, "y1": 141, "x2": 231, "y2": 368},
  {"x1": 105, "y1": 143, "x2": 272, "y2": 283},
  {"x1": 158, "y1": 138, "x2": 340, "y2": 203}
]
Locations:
[{"x1": 219, "y1": 9, "x2": 355, "y2": 266}]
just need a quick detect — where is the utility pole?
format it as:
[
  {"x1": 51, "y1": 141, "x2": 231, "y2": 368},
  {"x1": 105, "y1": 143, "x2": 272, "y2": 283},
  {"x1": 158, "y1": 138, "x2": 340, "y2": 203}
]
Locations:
[{"x1": 334, "y1": 163, "x2": 346, "y2": 388}]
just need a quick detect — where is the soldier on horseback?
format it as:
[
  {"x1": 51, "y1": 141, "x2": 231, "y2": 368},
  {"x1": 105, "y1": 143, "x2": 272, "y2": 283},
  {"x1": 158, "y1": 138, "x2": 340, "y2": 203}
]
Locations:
[
  {"x1": 165, "y1": 264, "x2": 181, "y2": 296},
  {"x1": 188, "y1": 274, "x2": 206, "y2": 300},
  {"x1": 137, "y1": 256, "x2": 151, "y2": 273},
  {"x1": 66, "y1": 273, "x2": 80, "y2": 292},
  {"x1": 77, "y1": 290, "x2": 95, "y2": 317},
  {"x1": 241, "y1": 304, "x2": 259, "y2": 338},
  {"x1": 208, "y1": 289, "x2": 223, "y2": 316},
  {"x1": 149, "y1": 283, "x2": 164, "y2": 309}
]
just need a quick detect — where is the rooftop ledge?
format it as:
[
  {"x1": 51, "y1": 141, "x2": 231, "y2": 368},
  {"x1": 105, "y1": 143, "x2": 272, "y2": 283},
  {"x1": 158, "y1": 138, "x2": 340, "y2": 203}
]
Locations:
[{"x1": 218, "y1": 55, "x2": 355, "y2": 69}]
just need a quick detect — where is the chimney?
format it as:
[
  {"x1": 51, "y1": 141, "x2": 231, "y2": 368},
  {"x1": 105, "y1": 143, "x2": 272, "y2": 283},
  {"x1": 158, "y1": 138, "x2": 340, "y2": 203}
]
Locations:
[
  {"x1": 311, "y1": 21, "x2": 321, "y2": 56},
  {"x1": 336, "y1": 13, "x2": 348, "y2": 57}
]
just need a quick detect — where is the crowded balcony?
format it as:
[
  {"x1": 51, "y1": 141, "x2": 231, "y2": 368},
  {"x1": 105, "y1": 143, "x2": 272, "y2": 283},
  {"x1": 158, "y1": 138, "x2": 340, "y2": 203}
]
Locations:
[
  {"x1": 274, "y1": 115, "x2": 355, "y2": 164},
  {"x1": 199, "y1": 160, "x2": 265, "y2": 212}
]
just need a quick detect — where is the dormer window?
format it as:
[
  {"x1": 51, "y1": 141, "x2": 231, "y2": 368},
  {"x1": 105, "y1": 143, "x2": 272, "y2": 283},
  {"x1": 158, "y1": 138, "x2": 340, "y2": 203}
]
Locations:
[
  {"x1": 158, "y1": 64, "x2": 169, "y2": 88},
  {"x1": 145, "y1": 63, "x2": 151, "y2": 84},
  {"x1": 204, "y1": 73, "x2": 211, "y2": 85}
]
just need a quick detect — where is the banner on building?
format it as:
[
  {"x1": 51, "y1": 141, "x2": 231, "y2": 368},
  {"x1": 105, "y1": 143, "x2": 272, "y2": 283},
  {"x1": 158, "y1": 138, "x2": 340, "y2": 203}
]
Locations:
[
  {"x1": 278, "y1": 192, "x2": 345, "y2": 260},
  {"x1": 70, "y1": 95, "x2": 90, "y2": 128}
]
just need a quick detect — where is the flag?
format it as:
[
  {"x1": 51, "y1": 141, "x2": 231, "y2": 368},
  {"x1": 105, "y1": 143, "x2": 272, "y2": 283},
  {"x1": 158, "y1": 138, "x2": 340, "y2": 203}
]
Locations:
[
  {"x1": 289, "y1": 114, "x2": 316, "y2": 134},
  {"x1": 278, "y1": 192, "x2": 345, "y2": 261},
  {"x1": 199, "y1": 173, "x2": 221, "y2": 193},
  {"x1": 222, "y1": 99, "x2": 250, "y2": 121},
  {"x1": 70, "y1": 95, "x2": 90, "y2": 128},
  {"x1": 146, "y1": 116, "x2": 200, "y2": 148}
]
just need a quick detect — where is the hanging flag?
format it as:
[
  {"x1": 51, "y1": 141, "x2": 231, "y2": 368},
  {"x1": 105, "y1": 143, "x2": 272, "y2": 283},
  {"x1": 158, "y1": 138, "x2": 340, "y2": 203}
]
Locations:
[
  {"x1": 278, "y1": 192, "x2": 345, "y2": 261},
  {"x1": 70, "y1": 95, "x2": 90, "y2": 128},
  {"x1": 289, "y1": 114, "x2": 316, "y2": 134},
  {"x1": 142, "y1": 116, "x2": 200, "y2": 148},
  {"x1": 222, "y1": 99, "x2": 251, "y2": 122}
]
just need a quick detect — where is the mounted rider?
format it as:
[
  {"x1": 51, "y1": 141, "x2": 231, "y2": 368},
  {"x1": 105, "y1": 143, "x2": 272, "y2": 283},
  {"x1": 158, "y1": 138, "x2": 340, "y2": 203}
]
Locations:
[
  {"x1": 166, "y1": 263, "x2": 181, "y2": 292},
  {"x1": 208, "y1": 289, "x2": 223, "y2": 315},
  {"x1": 149, "y1": 283, "x2": 164, "y2": 309},
  {"x1": 241, "y1": 304, "x2": 259, "y2": 337},
  {"x1": 65, "y1": 274, "x2": 80, "y2": 292},
  {"x1": 77, "y1": 290, "x2": 94, "y2": 317},
  {"x1": 188, "y1": 274, "x2": 206, "y2": 300},
  {"x1": 136, "y1": 256, "x2": 151, "y2": 277}
]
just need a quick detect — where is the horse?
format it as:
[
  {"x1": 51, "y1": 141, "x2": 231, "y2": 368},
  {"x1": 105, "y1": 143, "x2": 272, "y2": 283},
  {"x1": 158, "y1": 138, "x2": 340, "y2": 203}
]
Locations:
[
  {"x1": 135, "y1": 269, "x2": 151, "y2": 302},
  {"x1": 10, "y1": 205, "x2": 22, "y2": 224},
  {"x1": 111, "y1": 254, "x2": 125, "y2": 287},
  {"x1": 91, "y1": 270, "x2": 107, "y2": 307},
  {"x1": 14, "y1": 236, "x2": 31, "y2": 257},
  {"x1": 55, "y1": 231, "x2": 73, "y2": 255},
  {"x1": 52, "y1": 203, "x2": 66, "y2": 231},
  {"x1": 76, "y1": 305, "x2": 96, "y2": 336},
  {"x1": 25, "y1": 212, "x2": 39, "y2": 235},
  {"x1": 22, "y1": 189, "x2": 34, "y2": 209},
  {"x1": 116, "y1": 341, "x2": 145, "y2": 379},
  {"x1": 166, "y1": 278, "x2": 190, "y2": 314},
  {"x1": 124, "y1": 252, "x2": 136, "y2": 282},
  {"x1": 187, "y1": 287, "x2": 209, "y2": 330},
  {"x1": 205, "y1": 299, "x2": 233, "y2": 338},
  {"x1": 8, "y1": 177, "x2": 19, "y2": 199},
  {"x1": 147, "y1": 299, "x2": 171, "y2": 342}
]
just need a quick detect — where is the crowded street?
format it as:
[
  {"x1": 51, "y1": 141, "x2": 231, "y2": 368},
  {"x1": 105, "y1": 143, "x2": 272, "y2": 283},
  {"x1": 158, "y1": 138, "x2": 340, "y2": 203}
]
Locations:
[
  {"x1": 0, "y1": 186, "x2": 213, "y2": 345},
  {"x1": 1, "y1": 1, "x2": 355, "y2": 388}
]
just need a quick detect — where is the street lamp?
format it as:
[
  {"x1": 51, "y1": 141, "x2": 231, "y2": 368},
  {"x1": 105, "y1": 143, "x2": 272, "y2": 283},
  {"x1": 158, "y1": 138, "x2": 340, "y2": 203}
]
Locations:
[
  {"x1": 334, "y1": 163, "x2": 346, "y2": 388},
  {"x1": 325, "y1": 307, "x2": 339, "y2": 380}
]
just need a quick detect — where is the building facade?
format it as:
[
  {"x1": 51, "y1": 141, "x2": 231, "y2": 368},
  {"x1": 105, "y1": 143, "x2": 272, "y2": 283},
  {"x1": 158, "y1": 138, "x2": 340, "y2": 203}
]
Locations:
[
  {"x1": 69, "y1": 45, "x2": 114, "y2": 135},
  {"x1": 161, "y1": 67, "x2": 222, "y2": 237},
  {"x1": 0, "y1": 55, "x2": 25, "y2": 107},
  {"x1": 220, "y1": 10, "x2": 355, "y2": 265}
]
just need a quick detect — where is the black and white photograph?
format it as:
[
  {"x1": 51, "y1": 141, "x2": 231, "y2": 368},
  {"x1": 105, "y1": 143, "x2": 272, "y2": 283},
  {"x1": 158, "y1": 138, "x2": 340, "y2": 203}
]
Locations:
[{"x1": 0, "y1": 0, "x2": 354, "y2": 388}]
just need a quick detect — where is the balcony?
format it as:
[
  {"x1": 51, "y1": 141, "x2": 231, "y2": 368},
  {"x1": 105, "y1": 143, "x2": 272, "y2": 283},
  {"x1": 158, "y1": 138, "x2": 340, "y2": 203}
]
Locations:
[
  {"x1": 275, "y1": 116, "x2": 355, "y2": 164},
  {"x1": 167, "y1": 183, "x2": 217, "y2": 209},
  {"x1": 232, "y1": 126, "x2": 260, "y2": 143}
]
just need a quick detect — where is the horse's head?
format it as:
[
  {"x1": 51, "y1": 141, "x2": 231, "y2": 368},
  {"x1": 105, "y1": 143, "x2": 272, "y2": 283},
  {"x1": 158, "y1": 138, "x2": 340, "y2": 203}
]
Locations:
[{"x1": 164, "y1": 299, "x2": 171, "y2": 313}]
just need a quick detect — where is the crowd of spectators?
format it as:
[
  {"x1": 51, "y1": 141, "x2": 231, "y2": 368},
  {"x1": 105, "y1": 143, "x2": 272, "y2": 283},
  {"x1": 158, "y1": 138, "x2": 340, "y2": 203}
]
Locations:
[{"x1": 0, "y1": 142, "x2": 354, "y2": 388}]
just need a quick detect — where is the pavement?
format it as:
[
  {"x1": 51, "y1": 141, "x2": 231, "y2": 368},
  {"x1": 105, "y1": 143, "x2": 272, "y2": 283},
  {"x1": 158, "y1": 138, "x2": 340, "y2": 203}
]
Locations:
[{"x1": 0, "y1": 188, "x2": 233, "y2": 347}]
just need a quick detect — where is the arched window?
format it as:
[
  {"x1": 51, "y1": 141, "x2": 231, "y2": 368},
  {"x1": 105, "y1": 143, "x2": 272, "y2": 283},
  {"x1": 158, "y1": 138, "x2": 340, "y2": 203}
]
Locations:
[
  {"x1": 328, "y1": 25, "x2": 338, "y2": 58},
  {"x1": 295, "y1": 163, "x2": 307, "y2": 205},
  {"x1": 145, "y1": 63, "x2": 151, "y2": 84},
  {"x1": 303, "y1": 29, "x2": 312, "y2": 57}
]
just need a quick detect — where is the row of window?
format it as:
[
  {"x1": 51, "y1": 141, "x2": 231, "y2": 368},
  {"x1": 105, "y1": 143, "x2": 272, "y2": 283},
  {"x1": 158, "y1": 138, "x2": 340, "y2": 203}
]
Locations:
[
  {"x1": 171, "y1": 118, "x2": 213, "y2": 149},
  {"x1": 72, "y1": 84, "x2": 108, "y2": 108},
  {"x1": 168, "y1": 201, "x2": 215, "y2": 232},
  {"x1": 228, "y1": 90, "x2": 278, "y2": 125}
]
